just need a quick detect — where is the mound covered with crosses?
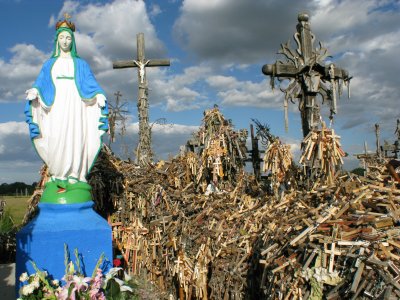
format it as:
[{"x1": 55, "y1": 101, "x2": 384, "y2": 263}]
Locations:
[{"x1": 21, "y1": 107, "x2": 400, "y2": 300}]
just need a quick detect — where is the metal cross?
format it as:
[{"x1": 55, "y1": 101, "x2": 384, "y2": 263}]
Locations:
[
  {"x1": 262, "y1": 13, "x2": 351, "y2": 137},
  {"x1": 113, "y1": 33, "x2": 170, "y2": 166},
  {"x1": 108, "y1": 91, "x2": 128, "y2": 147}
]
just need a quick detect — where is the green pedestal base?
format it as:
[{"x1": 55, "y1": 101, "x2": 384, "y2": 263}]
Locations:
[{"x1": 41, "y1": 180, "x2": 92, "y2": 204}]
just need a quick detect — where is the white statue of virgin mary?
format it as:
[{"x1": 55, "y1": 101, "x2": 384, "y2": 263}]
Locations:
[{"x1": 24, "y1": 17, "x2": 108, "y2": 202}]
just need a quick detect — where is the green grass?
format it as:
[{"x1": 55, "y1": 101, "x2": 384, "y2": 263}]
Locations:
[{"x1": 1, "y1": 196, "x2": 30, "y2": 226}]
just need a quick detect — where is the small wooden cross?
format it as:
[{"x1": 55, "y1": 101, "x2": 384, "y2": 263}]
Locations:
[
  {"x1": 149, "y1": 237, "x2": 160, "y2": 260},
  {"x1": 160, "y1": 216, "x2": 170, "y2": 232},
  {"x1": 324, "y1": 241, "x2": 341, "y2": 273},
  {"x1": 208, "y1": 218, "x2": 217, "y2": 230},
  {"x1": 155, "y1": 226, "x2": 163, "y2": 241},
  {"x1": 174, "y1": 255, "x2": 183, "y2": 275},
  {"x1": 113, "y1": 33, "x2": 170, "y2": 165},
  {"x1": 170, "y1": 236, "x2": 177, "y2": 251},
  {"x1": 213, "y1": 156, "x2": 223, "y2": 178}
]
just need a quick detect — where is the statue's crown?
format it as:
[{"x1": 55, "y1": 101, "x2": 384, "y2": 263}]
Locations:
[{"x1": 56, "y1": 13, "x2": 75, "y2": 32}]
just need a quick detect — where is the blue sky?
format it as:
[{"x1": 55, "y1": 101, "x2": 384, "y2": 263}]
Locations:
[{"x1": 0, "y1": 0, "x2": 399, "y2": 184}]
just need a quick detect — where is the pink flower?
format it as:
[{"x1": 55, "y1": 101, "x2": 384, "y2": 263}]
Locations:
[
  {"x1": 89, "y1": 289, "x2": 106, "y2": 300},
  {"x1": 93, "y1": 269, "x2": 103, "y2": 289},
  {"x1": 59, "y1": 274, "x2": 91, "y2": 300},
  {"x1": 71, "y1": 275, "x2": 91, "y2": 292},
  {"x1": 55, "y1": 287, "x2": 69, "y2": 300},
  {"x1": 88, "y1": 268, "x2": 104, "y2": 300}
]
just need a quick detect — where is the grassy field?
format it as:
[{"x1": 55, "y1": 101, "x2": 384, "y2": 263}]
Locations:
[{"x1": 1, "y1": 196, "x2": 30, "y2": 226}]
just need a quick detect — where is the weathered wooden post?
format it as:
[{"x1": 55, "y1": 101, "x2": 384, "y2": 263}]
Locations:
[
  {"x1": 375, "y1": 123, "x2": 381, "y2": 159},
  {"x1": 262, "y1": 13, "x2": 351, "y2": 137},
  {"x1": 113, "y1": 33, "x2": 170, "y2": 166}
]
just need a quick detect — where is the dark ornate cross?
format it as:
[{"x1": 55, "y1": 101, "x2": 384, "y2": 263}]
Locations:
[
  {"x1": 262, "y1": 13, "x2": 351, "y2": 137},
  {"x1": 113, "y1": 33, "x2": 170, "y2": 166}
]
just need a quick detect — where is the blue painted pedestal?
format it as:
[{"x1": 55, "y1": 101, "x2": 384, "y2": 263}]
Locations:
[{"x1": 15, "y1": 201, "x2": 112, "y2": 292}]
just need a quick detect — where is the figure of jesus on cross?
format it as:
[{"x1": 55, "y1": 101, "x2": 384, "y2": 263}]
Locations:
[
  {"x1": 113, "y1": 33, "x2": 170, "y2": 166},
  {"x1": 133, "y1": 60, "x2": 150, "y2": 84}
]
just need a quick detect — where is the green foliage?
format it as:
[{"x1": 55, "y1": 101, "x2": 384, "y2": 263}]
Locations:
[
  {"x1": 0, "y1": 208, "x2": 15, "y2": 233},
  {"x1": 91, "y1": 251, "x2": 105, "y2": 278},
  {"x1": 104, "y1": 278, "x2": 139, "y2": 300},
  {"x1": 0, "y1": 182, "x2": 36, "y2": 196},
  {"x1": 0, "y1": 209, "x2": 16, "y2": 263},
  {"x1": 74, "y1": 248, "x2": 82, "y2": 275},
  {"x1": 64, "y1": 244, "x2": 70, "y2": 275},
  {"x1": 2, "y1": 196, "x2": 30, "y2": 225}
]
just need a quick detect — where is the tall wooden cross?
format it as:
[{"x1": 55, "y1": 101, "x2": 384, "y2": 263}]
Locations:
[
  {"x1": 113, "y1": 33, "x2": 170, "y2": 166},
  {"x1": 262, "y1": 13, "x2": 351, "y2": 137}
]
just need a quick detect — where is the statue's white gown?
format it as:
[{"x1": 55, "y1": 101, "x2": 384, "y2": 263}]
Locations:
[{"x1": 30, "y1": 57, "x2": 104, "y2": 182}]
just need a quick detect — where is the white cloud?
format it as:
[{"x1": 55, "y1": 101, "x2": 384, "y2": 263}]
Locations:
[
  {"x1": 206, "y1": 75, "x2": 282, "y2": 108},
  {"x1": 312, "y1": 0, "x2": 374, "y2": 34},
  {"x1": 150, "y1": 4, "x2": 162, "y2": 17},
  {"x1": 126, "y1": 122, "x2": 198, "y2": 135},
  {"x1": 0, "y1": 160, "x2": 43, "y2": 184},
  {"x1": 147, "y1": 65, "x2": 213, "y2": 111},
  {"x1": 165, "y1": 97, "x2": 201, "y2": 112},
  {"x1": 207, "y1": 75, "x2": 237, "y2": 90},
  {"x1": 0, "y1": 121, "x2": 27, "y2": 135},
  {"x1": 74, "y1": 32, "x2": 113, "y2": 71},
  {"x1": 54, "y1": 0, "x2": 80, "y2": 23},
  {"x1": 174, "y1": 0, "x2": 317, "y2": 63},
  {"x1": 0, "y1": 122, "x2": 40, "y2": 183},
  {"x1": 0, "y1": 44, "x2": 47, "y2": 103},
  {"x1": 69, "y1": 0, "x2": 166, "y2": 60}
]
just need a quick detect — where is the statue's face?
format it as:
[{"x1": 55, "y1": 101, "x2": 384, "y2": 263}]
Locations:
[{"x1": 58, "y1": 31, "x2": 72, "y2": 52}]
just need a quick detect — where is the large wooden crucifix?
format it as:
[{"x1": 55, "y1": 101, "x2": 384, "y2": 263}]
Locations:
[
  {"x1": 113, "y1": 33, "x2": 170, "y2": 166},
  {"x1": 262, "y1": 13, "x2": 351, "y2": 137}
]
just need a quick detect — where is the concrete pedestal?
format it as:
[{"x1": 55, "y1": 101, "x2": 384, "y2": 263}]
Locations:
[{"x1": 15, "y1": 201, "x2": 112, "y2": 292}]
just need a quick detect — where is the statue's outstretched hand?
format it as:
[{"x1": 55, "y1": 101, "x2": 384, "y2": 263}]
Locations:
[
  {"x1": 25, "y1": 88, "x2": 38, "y2": 101},
  {"x1": 96, "y1": 94, "x2": 106, "y2": 107}
]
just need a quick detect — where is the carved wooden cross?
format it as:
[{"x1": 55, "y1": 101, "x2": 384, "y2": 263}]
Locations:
[
  {"x1": 113, "y1": 33, "x2": 170, "y2": 166},
  {"x1": 262, "y1": 13, "x2": 351, "y2": 137}
]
